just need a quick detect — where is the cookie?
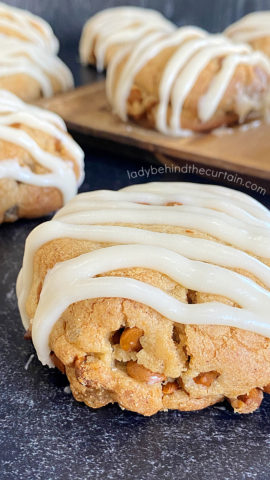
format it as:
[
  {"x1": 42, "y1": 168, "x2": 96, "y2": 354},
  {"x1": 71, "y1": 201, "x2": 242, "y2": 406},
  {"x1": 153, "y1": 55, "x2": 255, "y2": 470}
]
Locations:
[
  {"x1": 107, "y1": 27, "x2": 270, "y2": 134},
  {"x1": 0, "y1": 89, "x2": 84, "y2": 223},
  {"x1": 17, "y1": 182, "x2": 270, "y2": 415}
]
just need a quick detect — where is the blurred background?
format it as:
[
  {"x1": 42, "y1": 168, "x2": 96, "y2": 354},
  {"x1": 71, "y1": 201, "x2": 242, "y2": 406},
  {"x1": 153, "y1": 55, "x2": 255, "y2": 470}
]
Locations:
[
  {"x1": 4, "y1": 0, "x2": 270, "y2": 47},
  {"x1": 3, "y1": 0, "x2": 270, "y2": 201}
]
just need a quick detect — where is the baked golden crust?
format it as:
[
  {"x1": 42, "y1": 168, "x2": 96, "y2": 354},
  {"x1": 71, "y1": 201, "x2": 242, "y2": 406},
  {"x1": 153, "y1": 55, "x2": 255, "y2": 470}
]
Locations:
[
  {"x1": 246, "y1": 37, "x2": 270, "y2": 59},
  {"x1": 25, "y1": 224, "x2": 270, "y2": 416},
  {"x1": 0, "y1": 73, "x2": 63, "y2": 103},
  {"x1": 0, "y1": 180, "x2": 63, "y2": 223}
]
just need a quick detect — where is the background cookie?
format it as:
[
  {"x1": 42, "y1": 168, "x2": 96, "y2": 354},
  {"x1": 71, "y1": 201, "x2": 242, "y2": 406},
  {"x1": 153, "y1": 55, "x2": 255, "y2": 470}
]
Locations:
[
  {"x1": 107, "y1": 28, "x2": 270, "y2": 134},
  {"x1": 0, "y1": 89, "x2": 84, "y2": 222}
]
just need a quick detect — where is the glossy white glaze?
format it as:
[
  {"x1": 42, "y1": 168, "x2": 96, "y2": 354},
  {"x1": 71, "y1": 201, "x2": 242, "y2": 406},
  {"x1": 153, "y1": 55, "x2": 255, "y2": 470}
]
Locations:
[
  {"x1": 16, "y1": 182, "x2": 270, "y2": 366},
  {"x1": 0, "y1": 37, "x2": 73, "y2": 97},
  {"x1": 0, "y1": 2, "x2": 59, "y2": 53},
  {"x1": 79, "y1": 6, "x2": 176, "y2": 71},
  {"x1": 225, "y1": 12, "x2": 270, "y2": 44}
]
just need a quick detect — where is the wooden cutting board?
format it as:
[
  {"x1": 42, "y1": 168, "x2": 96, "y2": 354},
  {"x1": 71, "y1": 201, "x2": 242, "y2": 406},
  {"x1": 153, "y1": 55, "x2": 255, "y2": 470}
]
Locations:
[{"x1": 40, "y1": 81, "x2": 270, "y2": 181}]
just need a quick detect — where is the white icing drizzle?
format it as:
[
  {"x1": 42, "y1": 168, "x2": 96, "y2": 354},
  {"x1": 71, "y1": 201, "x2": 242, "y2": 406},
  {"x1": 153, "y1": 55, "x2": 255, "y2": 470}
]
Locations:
[
  {"x1": 0, "y1": 89, "x2": 84, "y2": 202},
  {"x1": 238, "y1": 119, "x2": 261, "y2": 131},
  {"x1": 16, "y1": 182, "x2": 270, "y2": 366},
  {"x1": 225, "y1": 12, "x2": 270, "y2": 44},
  {"x1": 79, "y1": 6, "x2": 176, "y2": 71},
  {"x1": 107, "y1": 27, "x2": 270, "y2": 136},
  {"x1": 0, "y1": 2, "x2": 59, "y2": 53},
  {"x1": 0, "y1": 37, "x2": 73, "y2": 97}
]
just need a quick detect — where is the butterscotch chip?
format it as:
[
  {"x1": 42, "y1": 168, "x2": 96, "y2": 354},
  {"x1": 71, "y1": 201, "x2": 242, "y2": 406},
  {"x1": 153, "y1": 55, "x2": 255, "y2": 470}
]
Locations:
[
  {"x1": 229, "y1": 388, "x2": 263, "y2": 414},
  {"x1": 162, "y1": 381, "x2": 180, "y2": 395},
  {"x1": 126, "y1": 361, "x2": 165, "y2": 385},
  {"x1": 120, "y1": 327, "x2": 144, "y2": 352},
  {"x1": 194, "y1": 371, "x2": 220, "y2": 387},
  {"x1": 50, "y1": 352, "x2": 66, "y2": 375}
]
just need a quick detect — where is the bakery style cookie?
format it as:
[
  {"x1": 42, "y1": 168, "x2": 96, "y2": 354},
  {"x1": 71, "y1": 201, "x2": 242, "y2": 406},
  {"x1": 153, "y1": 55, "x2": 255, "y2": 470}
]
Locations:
[
  {"x1": 0, "y1": 1, "x2": 59, "y2": 53},
  {"x1": 107, "y1": 27, "x2": 270, "y2": 135},
  {"x1": 0, "y1": 89, "x2": 84, "y2": 223},
  {"x1": 0, "y1": 37, "x2": 73, "y2": 101},
  {"x1": 79, "y1": 6, "x2": 175, "y2": 71},
  {"x1": 225, "y1": 12, "x2": 270, "y2": 58},
  {"x1": 17, "y1": 182, "x2": 270, "y2": 415}
]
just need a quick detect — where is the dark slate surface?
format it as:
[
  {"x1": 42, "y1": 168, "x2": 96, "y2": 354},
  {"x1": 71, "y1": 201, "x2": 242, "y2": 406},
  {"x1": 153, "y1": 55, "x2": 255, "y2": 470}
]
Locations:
[
  {"x1": 1, "y1": 153, "x2": 270, "y2": 480},
  {"x1": 1, "y1": 1, "x2": 270, "y2": 479},
  {"x1": 1, "y1": 152, "x2": 270, "y2": 480}
]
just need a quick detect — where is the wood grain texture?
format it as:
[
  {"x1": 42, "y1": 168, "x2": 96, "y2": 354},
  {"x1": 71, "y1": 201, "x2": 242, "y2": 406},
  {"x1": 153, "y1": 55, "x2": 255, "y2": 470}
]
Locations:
[
  {"x1": 3, "y1": 0, "x2": 270, "y2": 46},
  {"x1": 39, "y1": 81, "x2": 270, "y2": 181}
]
